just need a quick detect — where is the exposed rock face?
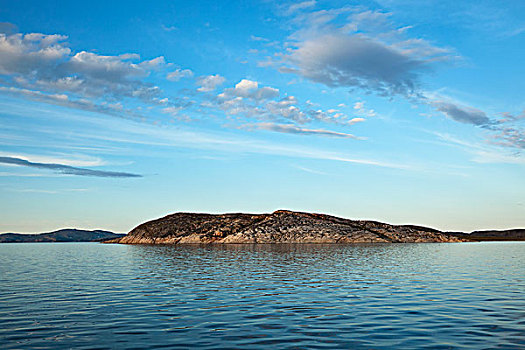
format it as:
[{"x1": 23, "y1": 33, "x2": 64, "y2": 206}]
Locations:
[{"x1": 106, "y1": 210, "x2": 463, "y2": 244}]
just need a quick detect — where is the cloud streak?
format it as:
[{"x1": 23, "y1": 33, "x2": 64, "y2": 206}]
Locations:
[
  {"x1": 0, "y1": 156, "x2": 142, "y2": 178},
  {"x1": 243, "y1": 123, "x2": 363, "y2": 139},
  {"x1": 286, "y1": 1, "x2": 317, "y2": 15}
]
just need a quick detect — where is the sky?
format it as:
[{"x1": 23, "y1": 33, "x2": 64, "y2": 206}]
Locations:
[{"x1": 0, "y1": 0, "x2": 524, "y2": 233}]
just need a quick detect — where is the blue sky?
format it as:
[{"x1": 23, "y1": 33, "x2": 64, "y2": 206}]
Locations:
[{"x1": 0, "y1": 0, "x2": 524, "y2": 233}]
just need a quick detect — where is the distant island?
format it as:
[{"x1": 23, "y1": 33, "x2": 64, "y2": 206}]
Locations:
[
  {"x1": 448, "y1": 229, "x2": 525, "y2": 242},
  {"x1": 104, "y1": 209, "x2": 523, "y2": 244},
  {"x1": 0, "y1": 229, "x2": 125, "y2": 243}
]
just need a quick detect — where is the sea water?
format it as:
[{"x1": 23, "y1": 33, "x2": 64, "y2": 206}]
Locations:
[{"x1": 0, "y1": 242, "x2": 524, "y2": 349}]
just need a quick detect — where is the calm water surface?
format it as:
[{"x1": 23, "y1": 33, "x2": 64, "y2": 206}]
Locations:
[{"x1": 0, "y1": 242, "x2": 524, "y2": 349}]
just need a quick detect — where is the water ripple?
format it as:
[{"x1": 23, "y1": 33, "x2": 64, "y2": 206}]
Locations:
[{"x1": 0, "y1": 242, "x2": 524, "y2": 349}]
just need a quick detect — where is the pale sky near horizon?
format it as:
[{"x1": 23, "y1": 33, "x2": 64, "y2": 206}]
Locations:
[{"x1": 0, "y1": 0, "x2": 524, "y2": 233}]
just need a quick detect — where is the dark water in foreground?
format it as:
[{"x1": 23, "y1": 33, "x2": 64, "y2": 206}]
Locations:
[{"x1": 0, "y1": 243, "x2": 524, "y2": 349}]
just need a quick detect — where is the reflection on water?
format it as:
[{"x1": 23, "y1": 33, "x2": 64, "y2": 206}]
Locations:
[{"x1": 0, "y1": 242, "x2": 524, "y2": 349}]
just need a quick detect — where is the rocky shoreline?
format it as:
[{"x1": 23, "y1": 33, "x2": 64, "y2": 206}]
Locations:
[{"x1": 105, "y1": 210, "x2": 466, "y2": 244}]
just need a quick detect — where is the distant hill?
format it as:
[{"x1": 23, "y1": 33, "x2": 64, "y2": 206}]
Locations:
[
  {"x1": 0, "y1": 229, "x2": 125, "y2": 243},
  {"x1": 448, "y1": 229, "x2": 525, "y2": 241}
]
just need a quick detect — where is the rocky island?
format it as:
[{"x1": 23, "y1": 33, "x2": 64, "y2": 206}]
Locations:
[{"x1": 105, "y1": 210, "x2": 465, "y2": 244}]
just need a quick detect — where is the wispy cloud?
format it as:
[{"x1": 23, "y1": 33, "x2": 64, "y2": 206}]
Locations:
[
  {"x1": 12, "y1": 189, "x2": 58, "y2": 194},
  {"x1": 161, "y1": 24, "x2": 177, "y2": 32},
  {"x1": 0, "y1": 156, "x2": 141, "y2": 178},
  {"x1": 0, "y1": 172, "x2": 57, "y2": 177},
  {"x1": 244, "y1": 122, "x2": 363, "y2": 139},
  {"x1": 291, "y1": 164, "x2": 328, "y2": 175},
  {"x1": 498, "y1": 110, "x2": 525, "y2": 124},
  {"x1": 9, "y1": 188, "x2": 90, "y2": 194},
  {"x1": 0, "y1": 101, "x2": 407, "y2": 171},
  {"x1": 488, "y1": 127, "x2": 525, "y2": 150},
  {"x1": 431, "y1": 132, "x2": 525, "y2": 164},
  {"x1": 353, "y1": 101, "x2": 377, "y2": 117},
  {"x1": 0, "y1": 86, "x2": 146, "y2": 121},
  {"x1": 286, "y1": 0, "x2": 317, "y2": 15}
]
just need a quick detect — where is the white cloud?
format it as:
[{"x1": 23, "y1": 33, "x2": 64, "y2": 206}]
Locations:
[
  {"x1": 0, "y1": 30, "x2": 369, "y2": 141},
  {"x1": 250, "y1": 35, "x2": 269, "y2": 42},
  {"x1": 210, "y1": 80, "x2": 362, "y2": 130},
  {"x1": 0, "y1": 29, "x2": 370, "y2": 142},
  {"x1": 354, "y1": 102, "x2": 364, "y2": 110},
  {"x1": 167, "y1": 68, "x2": 193, "y2": 81},
  {"x1": 348, "y1": 117, "x2": 365, "y2": 125},
  {"x1": 235, "y1": 79, "x2": 258, "y2": 92},
  {"x1": 197, "y1": 74, "x2": 225, "y2": 92},
  {"x1": 0, "y1": 32, "x2": 169, "y2": 102},
  {"x1": 0, "y1": 33, "x2": 71, "y2": 76},
  {"x1": 219, "y1": 79, "x2": 280, "y2": 101},
  {"x1": 266, "y1": 102, "x2": 309, "y2": 123},
  {"x1": 138, "y1": 56, "x2": 167, "y2": 70},
  {"x1": 161, "y1": 25, "x2": 177, "y2": 32},
  {"x1": 162, "y1": 106, "x2": 183, "y2": 116},
  {"x1": 0, "y1": 30, "x2": 200, "y2": 123},
  {"x1": 353, "y1": 101, "x2": 376, "y2": 117},
  {"x1": 68, "y1": 51, "x2": 149, "y2": 80}
]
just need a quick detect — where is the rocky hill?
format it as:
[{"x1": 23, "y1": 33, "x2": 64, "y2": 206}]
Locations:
[
  {"x1": 0, "y1": 229, "x2": 125, "y2": 243},
  {"x1": 105, "y1": 210, "x2": 463, "y2": 244}
]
